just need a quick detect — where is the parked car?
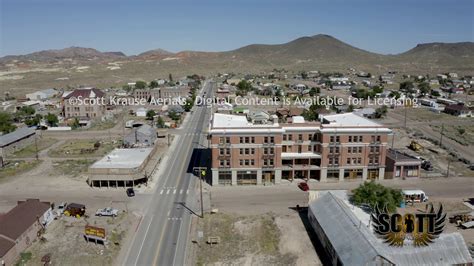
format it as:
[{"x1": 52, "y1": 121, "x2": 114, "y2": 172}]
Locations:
[
  {"x1": 96, "y1": 207, "x2": 119, "y2": 217},
  {"x1": 56, "y1": 202, "x2": 67, "y2": 216},
  {"x1": 126, "y1": 188, "x2": 135, "y2": 197},
  {"x1": 298, "y1": 182, "x2": 309, "y2": 191}
]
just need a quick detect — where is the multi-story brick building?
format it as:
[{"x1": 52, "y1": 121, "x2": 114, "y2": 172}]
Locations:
[
  {"x1": 133, "y1": 86, "x2": 190, "y2": 101},
  {"x1": 63, "y1": 88, "x2": 106, "y2": 119},
  {"x1": 209, "y1": 113, "x2": 391, "y2": 185}
]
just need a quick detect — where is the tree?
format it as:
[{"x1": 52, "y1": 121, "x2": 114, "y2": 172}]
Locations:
[
  {"x1": 168, "y1": 110, "x2": 181, "y2": 122},
  {"x1": 156, "y1": 116, "x2": 165, "y2": 128},
  {"x1": 149, "y1": 80, "x2": 159, "y2": 88},
  {"x1": 183, "y1": 97, "x2": 194, "y2": 112},
  {"x1": 302, "y1": 103, "x2": 324, "y2": 121},
  {"x1": 389, "y1": 91, "x2": 401, "y2": 99},
  {"x1": 418, "y1": 82, "x2": 430, "y2": 95},
  {"x1": 400, "y1": 81, "x2": 414, "y2": 93},
  {"x1": 25, "y1": 114, "x2": 42, "y2": 127},
  {"x1": 146, "y1": 110, "x2": 156, "y2": 120},
  {"x1": 372, "y1": 85, "x2": 383, "y2": 94},
  {"x1": 0, "y1": 112, "x2": 16, "y2": 133},
  {"x1": 458, "y1": 128, "x2": 465, "y2": 135},
  {"x1": 18, "y1": 106, "x2": 36, "y2": 116},
  {"x1": 135, "y1": 81, "x2": 147, "y2": 90},
  {"x1": 69, "y1": 117, "x2": 80, "y2": 129},
  {"x1": 375, "y1": 106, "x2": 388, "y2": 118},
  {"x1": 347, "y1": 104, "x2": 355, "y2": 112},
  {"x1": 309, "y1": 87, "x2": 319, "y2": 96},
  {"x1": 351, "y1": 181, "x2": 403, "y2": 213},
  {"x1": 45, "y1": 113, "x2": 58, "y2": 127},
  {"x1": 122, "y1": 84, "x2": 132, "y2": 92},
  {"x1": 430, "y1": 90, "x2": 441, "y2": 97}
]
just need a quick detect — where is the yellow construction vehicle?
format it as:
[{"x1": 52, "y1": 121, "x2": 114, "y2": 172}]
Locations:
[{"x1": 409, "y1": 140, "x2": 423, "y2": 152}]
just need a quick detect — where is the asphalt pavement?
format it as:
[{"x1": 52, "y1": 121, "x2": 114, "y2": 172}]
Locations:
[{"x1": 123, "y1": 80, "x2": 214, "y2": 266}]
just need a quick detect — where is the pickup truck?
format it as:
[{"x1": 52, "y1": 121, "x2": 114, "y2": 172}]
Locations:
[{"x1": 95, "y1": 207, "x2": 119, "y2": 217}]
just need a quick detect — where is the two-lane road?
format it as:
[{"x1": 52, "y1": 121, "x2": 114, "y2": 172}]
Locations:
[{"x1": 124, "y1": 80, "x2": 214, "y2": 266}]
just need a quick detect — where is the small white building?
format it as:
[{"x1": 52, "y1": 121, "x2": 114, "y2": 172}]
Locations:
[
  {"x1": 136, "y1": 107, "x2": 148, "y2": 117},
  {"x1": 26, "y1": 89, "x2": 57, "y2": 100}
]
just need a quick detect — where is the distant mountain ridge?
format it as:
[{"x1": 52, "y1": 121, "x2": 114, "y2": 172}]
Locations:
[{"x1": 0, "y1": 35, "x2": 473, "y2": 73}]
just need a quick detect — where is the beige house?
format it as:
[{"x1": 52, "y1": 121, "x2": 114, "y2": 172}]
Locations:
[{"x1": 63, "y1": 88, "x2": 106, "y2": 119}]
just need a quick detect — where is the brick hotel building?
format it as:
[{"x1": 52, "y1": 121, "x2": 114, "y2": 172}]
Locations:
[{"x1": 209, "y1": 113, "x2": 391, "y2": 185}]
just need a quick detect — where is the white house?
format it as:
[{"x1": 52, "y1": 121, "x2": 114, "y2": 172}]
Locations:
[{"x1": 26, "y1": 89, "x2": 57, "y2": 100}]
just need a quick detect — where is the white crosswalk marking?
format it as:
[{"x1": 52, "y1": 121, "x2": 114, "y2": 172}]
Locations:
[
  {"x1": 173, "y1": 189, "x2": 177, "y2": 194},
  {"x1": 166, "y1": 189, "x2": 170, "y2": 194},
  {"x1": 160, "y1": 189, "x2": 164, "y2": 195},
  {"x1": 180, "y1": 189, "x2": 183, "y2": 194},
  {"x1": 186, "y1": 190, "x2": 189, "y2": 194}
]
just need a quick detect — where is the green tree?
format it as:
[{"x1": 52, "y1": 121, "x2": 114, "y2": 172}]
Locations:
[
  {"x1": 351, "y1": 181, "x2": 403, "y2": 212},
  {"x1": 309, "y1": 87, "x2": 319, "y2": 96},
  {"x1": 122, "y1": 84, "x2": 132, "y2": 92},
  {"x1": 183, "y1": 97, "x2": 194, "y2": 112},
  {"x1": 347, "y1": 104, "x2": 355, "y2": 112},
  {"x1": 0, "y1": 112, "x2": 16, "y2": 133},
  {"x1": 149, "y1": 80, "x2": 159, "y2": 88},
  {"x1": 400, "y1": 81, "x2": 414, "y2": 93},
  {"x1": 430, "y1": 90, "x2": 441, "y2": 97},
  {"x1": 18, "y1": 106, "x2": 36, "y2": 116},
  {"x1": 418, "y1": 82, "x2": 430, "y2": 95},
  {"x1": 135, "y1": 81, "x2": 147, "y2": 90},
  {"x1": 70, "y1": 117, "x2": 80, "y2": 129},
  {"x1": 302, "y1": 103, "x2": 324, "y2": 121},
  {"x1": 375, "y1": 106, "x2": 388, "y2": 118},
  {"x1": 168, "y1": 110, "x2": 181, "y2": 122},
  {"x1": 389, "y1": 91, "x2": 401, "y2": 99},
  {"x1": 45, "y1": 113, "x2": 58, "y2": 127},
  {"x1": 25, "y1": 114, "x2": 42, "y2": 127},
  {"x1": 372, "y1": 85, "x2": 383, "y2": 94},
  {"x1": 156, "y1": 116, "x2": 165, "y2": 128},
  {"x1": 146, "y1": 110, "x2": 156, "y2": 120}
]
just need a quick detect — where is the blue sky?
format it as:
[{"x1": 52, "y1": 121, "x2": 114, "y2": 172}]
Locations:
[{"x1": 1, "y1": 0, "x2": 473, "y2": 56}]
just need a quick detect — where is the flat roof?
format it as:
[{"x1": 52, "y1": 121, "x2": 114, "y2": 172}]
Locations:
[
  {"x1": 322, "y1": 113, "x2": 383, "y2": 127},
  {"x1": 90, "y1": 148, "x2": 153, "y2": 169}
]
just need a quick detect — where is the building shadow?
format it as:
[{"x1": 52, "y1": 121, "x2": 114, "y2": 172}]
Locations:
[
  {"x1": 289, "y1": 206, "x2": 332, "y2": 266},
  {"x1": 186, "y1": 147, "x2": 212, "y2": 185}
]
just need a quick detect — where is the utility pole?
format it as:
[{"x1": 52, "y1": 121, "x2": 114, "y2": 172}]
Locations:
[
  {"x1": 34, "y1": 134, "x2": 39, "y2": 161},
  {"x1": 193, "y1": 167, "x2": 206, "y2": 218},
  {"x1": 167, "y1": 133, "x2": 170, "y2": 146},
  {"x1": 439, "y1": 124, "x2": 444, "y2": 147},
  {"x1": 404, "y1": 107, "x2": 407, "y2": 128},
  {"x1": 446, "y1": 159, "x2": 451, "y2": 178}
]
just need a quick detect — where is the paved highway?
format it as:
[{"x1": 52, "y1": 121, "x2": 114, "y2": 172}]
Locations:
[{"x1": 123, "y1": 80, "x2": 214, "y2": 266}]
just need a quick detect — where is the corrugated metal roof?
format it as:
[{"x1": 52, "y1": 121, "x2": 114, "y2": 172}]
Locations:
[
  {"x1": 0, "y1": 127, "x2": 36, "y2": 147},
  {"x1": 309, "y1": 192, "x2": 472, "y2": 265}
]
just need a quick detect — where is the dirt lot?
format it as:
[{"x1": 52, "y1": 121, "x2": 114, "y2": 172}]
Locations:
[
  {"x1": 48, "y1": 139, "x2": 118, "y2": 158},
  {"x1": 195, "y1": 212, "x2": 320, "y2": 266},
  {"x1": 22, "y1": 208, "x2": 136, "y2": 266}
]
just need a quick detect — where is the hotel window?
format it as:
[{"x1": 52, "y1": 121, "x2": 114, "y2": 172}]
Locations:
[
  {"x1": 347, "y1": 158, "x2": 351, "y2": 164},
  {"x1": 220, "y1": 137, "x2": 230, "y2": 144},
  {"x1": 250, "y1": 159, "x2": 255, "y2": 165},
  {"x1": 239, "y1": 159, "x2": 244, "y2": 166},
  {"x1": 283, "y1": 135, "x2": 287, "y2": 141},
  {"x1": 219, "y1": 160, "x2": 229, "y2": 167},
  {"x1": 308, "y1": 134, "x2": 312, "y2": 141},
  {"x1": 282, "y1": 146, "x2": 287, "y2": 152},
  {"x1": 251, "y1": 137, "x2": 255, "y2": 143},
  {"x1": 377, "y1": 136, "x2": 381, "y2": 142},
  {"x1": 357, "y1": 158, "x2": 362, "y2": 164},
  {"x1": 288, "y1": 134, "x2": 293, "y2": 141},
  {"x1": 298, "y1": 134, "x2": 303, "y2": 141},
  {"x1": 358, "y1": 147, "x2": 362, "y2": 153},
  {"x1": 239, "y1": 148, "x2": 243, "y2": 155},
  {"x1": 349, "y1": 136, "x2": 353, "y2": 142},
  {"x1": 358, "y1": 136, "x2": 363, "y2": 142}
]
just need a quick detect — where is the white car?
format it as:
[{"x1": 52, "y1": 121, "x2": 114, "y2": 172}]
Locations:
[
  {"x1": 56, "y1": 202, "x2": 67, "y2": 216},
  {"x1": 95, "y1": 207, "x2": 119, "y2": 217}
]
